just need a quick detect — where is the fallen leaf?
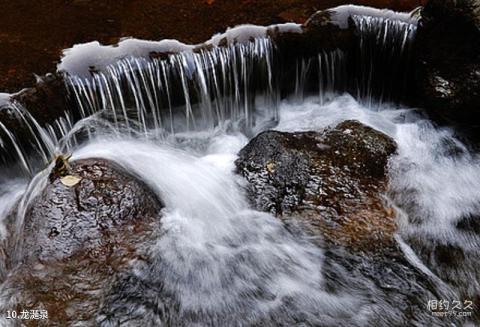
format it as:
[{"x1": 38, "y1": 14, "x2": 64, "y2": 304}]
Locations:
[
  {"x1": 266, "y1": 161, "x2": 276, "y2": 173},
  {"x1": 60, "y1": 175, "x2": 82, "y2": 187}
]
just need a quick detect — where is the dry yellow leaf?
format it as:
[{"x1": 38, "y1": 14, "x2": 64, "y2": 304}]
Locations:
[
  {"x1": 60, "y1": 175, "x2": 82, "y2": 187},
  {"x1": 266, "y1": 161, "x2": 276, "y2": 173}
]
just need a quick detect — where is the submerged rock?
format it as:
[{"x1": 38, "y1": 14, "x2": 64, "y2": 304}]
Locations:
[
  {"x1": 415, "y1": 0, "x2": 480, "y2": 130},
  {"x1": 236, "y1": 120, "x2": 397, "y2": 251},
  {"x1": 0, "y1": 158, "x2": 162, "y2": 326}
]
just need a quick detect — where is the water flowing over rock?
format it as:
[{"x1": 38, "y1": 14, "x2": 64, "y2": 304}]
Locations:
[
  {"x1": 235, "y1": 119, "x2": 460, "y2": 325},
  {"x1": 236, "y1": 120, "x2": 397, "y2": 250},
  {"x1": 65, "y1": 37, "x2": 278, "y2": 134},
  {"x1": 0, "y1": 0, "x2": 425, "y2": 92},
  {"x1": 1, "y1": 3, "x2": 479, "y2": 325},
  {"x1": 0, "y1": 74, "x2": 68, "y2": 145},
  {"x1": 60, "y1": 4, "x2": 418, "y2": 141},
  {"x1": 275, "y1": 5, "x2": 417, "y2": 104},
  {"x1": 0, "y1": 158, "x2": 162, "y2": 326},
  {"x1": 11, "y1": 73, "x2": 69, "y2": 127},
  {"x1": 0, "y1": 6, "x2": 420, "y2": 173},
  {"x1": 0, "y1": 74, "x2": 70, "y2": 172},
  {"x1": 415, "y1": 0, "x2": 480, "y2": 133}
]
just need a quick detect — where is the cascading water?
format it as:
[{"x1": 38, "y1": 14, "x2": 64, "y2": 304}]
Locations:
[
  {"x1": 291, "y1": 8, "x2": 417, "y2": 106},
  {"x1": 0, "y1": 99, "x2": 76, "y2": 176},
  {"x1": 0, "y1": 8, "x2": 418, "y2": 174},
  {"x1": 1, "y1": 37, "x2": 279, "y2": 176},
  {"x1": 0, "y1": 5, "x2": 478, "y2": 326},
  {"x1": 350, "y1": 13, "x2": 417, "y2": 104},
  {"x1": 65, "y1": 37, "x2": 278, "y2": 135}
]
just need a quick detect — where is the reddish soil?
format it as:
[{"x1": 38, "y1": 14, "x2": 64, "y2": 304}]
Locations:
[{"x1": 0, "y1": 0, "x2": 425, "y2": 93}]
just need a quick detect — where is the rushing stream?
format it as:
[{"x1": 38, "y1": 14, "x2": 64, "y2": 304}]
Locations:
[{"x1": 0, "y1": 5, "x2": 478, "y2": 326}]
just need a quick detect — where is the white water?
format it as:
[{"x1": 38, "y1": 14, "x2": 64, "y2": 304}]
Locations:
[
  {"x1": 0, "y1": 181, "x2": 26, "y2": 242},
  {"x1": 0, "y1": 4, "x2": 476, "y2": 323},
  {"x1": 73, "y1": 138, "x2": 363, "y2": 325},
  {"x1": 1, "y1": 12, "x2": 418, "y2": 173},
  {"x1": 0, "y1": 13, "x2": 476, "y2": 323},
  {"x1": 0, "y1": 93, "x2": 479, "y2": 325},
  {"x1": 276, "y1": 95, "x2": 480, "y2": 237}
]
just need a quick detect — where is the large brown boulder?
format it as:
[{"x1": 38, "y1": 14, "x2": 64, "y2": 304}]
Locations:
[
  {"x1": 0, "y1": 158, "x2": 162, "y2": 326},
  {"x1": 235, "y1": 121, "x2": 456, "y2": 325},
  {"x1": 236, "y1": 120, "x2": 397, "y2": 251}
]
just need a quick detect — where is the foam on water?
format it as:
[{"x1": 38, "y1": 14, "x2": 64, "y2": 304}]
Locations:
[
  {"x1": 0, "y1": 93, "x2": 479, "y2": 324},
  {"x1": 275, "y1": 95, "x2": 480, "y2": 239},
  {"x1": 71, "y1": 136, "x2": 361, "y2": 325}
]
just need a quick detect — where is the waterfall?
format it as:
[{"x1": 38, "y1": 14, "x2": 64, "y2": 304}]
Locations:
[
  {"x1": 63, "y1": 12, "x2": 417, "y2": 135},
  {"x1": 0, "y1": 38, "x2": 279, "y2": 174},
  {"x1": 291, "y1": 11, "x2": 417, "y2": 106},
  {"x1": 65, "y1": 37, "x2": 278, "y2": 135},
  {"x1": 292, "y1": 49, "x2": 348, "y2": 105},
  {"x1": 0, "y1": 6, "x2": 479, "y2": 326},
  {"x1": 0, "y1": 100, "x2": 76, "y2": 175},
  {"x1": 0, "y1": 9, "x2": 419, "y2": 176},
  {"x1": 350, "y1": 14, "x2": 417, "y2": 104}
]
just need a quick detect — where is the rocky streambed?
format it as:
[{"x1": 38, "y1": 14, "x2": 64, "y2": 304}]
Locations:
[{"x1": 0, "y1": 0, "x2": 479, "y2": 326}]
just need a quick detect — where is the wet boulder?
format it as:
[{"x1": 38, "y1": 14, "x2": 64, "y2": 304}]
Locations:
[
  {"x1": 0, "y1": 158, "x2": 162, "y2": 326},
  {"x1": 414, "y1": 0, "x2": 480, "y2": 130},
  {"x1": 236, "y1": 120, "x2": 397, "y2": 251},
  {"x1": 236, "y1": 120, "x2": 460, "y2": 326},
  {"x1": 23, "y1": 158, "x2": 162, "y2": 262}
]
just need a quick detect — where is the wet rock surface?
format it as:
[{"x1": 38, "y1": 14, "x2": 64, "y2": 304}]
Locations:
[
  {"x1": 235, "y1": 120, "x2": 457, "y2": 325},
  {"x1": 415, "y1": 0, "x2": 480, "y2": 132},
  {"x1": 272, "y1": 7, "x2": 355, "y2": 59},
  {"x1": 0, "y1": 158, "x2": 162, "y2": 326},
  {"x1": 236, "y1": 120, "x2": 397, "y2": 251},
  {"x1": 24, "y1": 158, "x2": 162, "y2": 262},
  {"x1": 404, "y1": 234, "x2": 480, "y2": 322}
]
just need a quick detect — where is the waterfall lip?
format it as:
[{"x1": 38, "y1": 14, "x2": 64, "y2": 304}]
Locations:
[
  {"x1": 325, "y1": 4, "x2": 419, "y2": 29},
  {"x1": 58, "y1": 39, "x2": 195, "y2": 78},
  {"x1": 58, "y1": 23, "x2": 302, "y2": 77},
  {"x1": 57, "y1": 5, "x2": 417, "y2": 78}
]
